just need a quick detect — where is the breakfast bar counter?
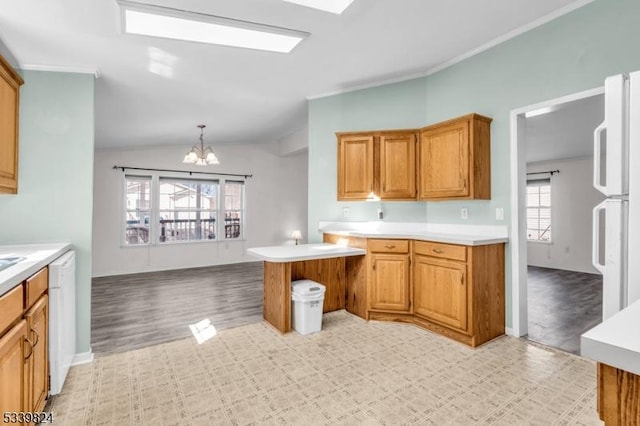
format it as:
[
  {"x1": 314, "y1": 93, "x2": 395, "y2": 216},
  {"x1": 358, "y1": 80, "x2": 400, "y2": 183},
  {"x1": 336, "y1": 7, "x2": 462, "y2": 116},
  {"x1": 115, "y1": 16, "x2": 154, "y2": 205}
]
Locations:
[{"x1": 247, "y1": 243, "x2": 365, "y2": 333}]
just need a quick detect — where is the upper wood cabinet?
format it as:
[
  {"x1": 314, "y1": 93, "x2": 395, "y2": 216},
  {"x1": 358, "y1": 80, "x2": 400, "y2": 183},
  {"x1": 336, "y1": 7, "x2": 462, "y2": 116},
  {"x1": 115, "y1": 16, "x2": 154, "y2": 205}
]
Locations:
[
  {"x1": 0, "y1": 54, "x2": 24, "y2": 195},
  {"x1": 337, "y1": 135, "x2": 374, "y2": 200},
  {"x1": 418, "y1": 114, "x2": 492, "y2": 200},
  {"x1": 337, "y1": 130, "x2": 417, "y2": 201}
]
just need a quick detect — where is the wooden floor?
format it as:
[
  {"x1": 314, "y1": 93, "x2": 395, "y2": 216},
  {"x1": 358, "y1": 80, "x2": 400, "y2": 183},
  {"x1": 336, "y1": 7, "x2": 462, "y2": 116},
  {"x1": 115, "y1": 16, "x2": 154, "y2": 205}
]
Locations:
[
  {"x1": 91, "y1": 262, "x2": 264, "y2": 356},
  {"x1": 526, "y1": 265, "x2": 602, "y2": 355}
]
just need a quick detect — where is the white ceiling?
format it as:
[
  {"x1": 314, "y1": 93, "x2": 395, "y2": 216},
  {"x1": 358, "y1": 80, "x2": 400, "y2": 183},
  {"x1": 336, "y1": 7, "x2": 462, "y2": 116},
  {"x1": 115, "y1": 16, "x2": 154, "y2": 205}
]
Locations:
[
  {"x1": 525, "y1": 94, "x2": 604, "y2": 163},
  {"x1": 0, "y1": 0, "x2": 587, "y2": 149}
]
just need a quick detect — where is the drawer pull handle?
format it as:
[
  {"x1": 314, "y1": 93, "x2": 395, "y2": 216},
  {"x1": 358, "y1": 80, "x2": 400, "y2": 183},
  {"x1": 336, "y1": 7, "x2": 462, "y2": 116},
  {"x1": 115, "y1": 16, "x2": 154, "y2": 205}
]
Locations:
[
  {"x1": 30, "y1": 328, "x2": 40, "y2": 347},
  {"x1": 24, "y1": 336, "x2": 34, "y2": 360},
  {"x1": 432, "y1": 248, "x2": 444, "y2": 254},
  {"x1": 384, "y1": 245, "x2": 396, "y2": 249}
]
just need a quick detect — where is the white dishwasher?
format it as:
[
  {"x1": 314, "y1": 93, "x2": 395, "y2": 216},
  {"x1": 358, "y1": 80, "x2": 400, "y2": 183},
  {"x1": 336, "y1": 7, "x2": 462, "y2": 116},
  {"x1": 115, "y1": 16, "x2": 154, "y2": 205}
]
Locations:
[{"x1": 48, "y1": 250, "x2": 76, "y2": 395}]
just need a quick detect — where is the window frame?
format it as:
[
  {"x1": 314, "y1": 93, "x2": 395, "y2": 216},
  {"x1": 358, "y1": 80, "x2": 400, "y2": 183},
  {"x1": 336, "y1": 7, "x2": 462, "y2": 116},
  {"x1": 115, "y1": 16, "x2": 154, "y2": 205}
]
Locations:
[
  {"x1": 123, "y1": 174, "x2": 153, "y2": 247},
  {"x1": 223, "y1": 180, "x2": 246, "y2": 241},
  {"x1": 526, "y1": 177, "x2": 552, "y2": 243},
  {"x1": 121, "y1": 172, "x2": 247, "y2": 248}
]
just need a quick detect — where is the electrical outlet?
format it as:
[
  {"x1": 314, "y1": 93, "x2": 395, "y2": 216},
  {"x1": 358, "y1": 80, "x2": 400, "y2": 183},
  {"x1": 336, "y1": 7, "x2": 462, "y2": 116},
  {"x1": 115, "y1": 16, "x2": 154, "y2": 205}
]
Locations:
[
  {"x1": 460, "y1": 208, "x2": 468, "y2": 219},
  {"x1": 342, "y1": 207, "x2": 350, "y2": 218},
  {"x1": 496, "y1": 208, "x2": 504, "y2": 220}
]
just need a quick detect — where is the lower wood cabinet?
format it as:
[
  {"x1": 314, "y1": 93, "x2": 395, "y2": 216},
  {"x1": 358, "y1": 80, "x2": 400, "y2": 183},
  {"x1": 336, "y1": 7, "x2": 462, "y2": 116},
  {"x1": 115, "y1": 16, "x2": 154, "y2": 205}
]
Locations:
[
  {"x1": 413, "y1": 255, "x2": 467, "y2": 331},
  {"x1": 25, "y1": 295, "x2": 48, "y2": 413},
  {"x1": 0, "y1": 268, "x2": 49, "y2": 424},
  {"x1": 369, "y1": 253, "x2": 411, "y2": 312},
  {"x1": 368, "y1": 239, "x2": 411, "y2": 313},
  {"x1": 0, "y1": 320, "x2": 28, "y2": 417}
]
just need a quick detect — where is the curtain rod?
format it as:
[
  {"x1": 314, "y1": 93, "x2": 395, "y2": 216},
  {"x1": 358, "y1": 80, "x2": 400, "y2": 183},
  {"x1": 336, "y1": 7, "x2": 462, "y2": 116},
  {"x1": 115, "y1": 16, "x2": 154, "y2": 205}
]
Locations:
[
  {"x1": 112, "y1": 165, "x2": 252, "y2": 179},
  {"x1": 526, "y1": 169, "x2": 560, "y2": 176}
]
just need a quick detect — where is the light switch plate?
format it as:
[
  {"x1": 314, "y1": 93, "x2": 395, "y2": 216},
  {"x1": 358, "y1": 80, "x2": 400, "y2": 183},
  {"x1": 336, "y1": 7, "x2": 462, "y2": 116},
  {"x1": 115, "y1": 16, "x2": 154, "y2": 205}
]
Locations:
[
  {"x1": 496, "y1": 208, "x2": 504, "y2": 220},
  {"x1": 460, "y1": 208, "x2": 468, "y2": 219}
]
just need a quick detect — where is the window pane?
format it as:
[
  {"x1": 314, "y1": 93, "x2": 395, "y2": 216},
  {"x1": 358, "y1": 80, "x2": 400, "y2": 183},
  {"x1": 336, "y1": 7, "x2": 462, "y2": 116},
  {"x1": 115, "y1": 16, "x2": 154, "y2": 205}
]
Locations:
[
  {"x1": 126, "y1": 177, "x2": 151, "y2": 210},
  {"x1": 224, "y1": 182, "x2": 244, "y2": 239},
  {"x1": 125, "y1": 176, "x2": 151, "y2": 245},
  {"x1": 526, "y1": 180, "x2": 552, "y2": 242},
  {"x1": 158, "y1": 178, "x2": 219, "y2": 243}
]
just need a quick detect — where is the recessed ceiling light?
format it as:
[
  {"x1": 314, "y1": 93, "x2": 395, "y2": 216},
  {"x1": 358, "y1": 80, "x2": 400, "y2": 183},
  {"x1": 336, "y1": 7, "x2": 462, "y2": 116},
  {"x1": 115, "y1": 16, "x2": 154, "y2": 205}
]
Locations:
[
  {"x1": 282, "y1": 0, "x2": 355, "y2": 14},
  {"x1": 118, "y1": 0, "x2": 309, "y2": 53}
]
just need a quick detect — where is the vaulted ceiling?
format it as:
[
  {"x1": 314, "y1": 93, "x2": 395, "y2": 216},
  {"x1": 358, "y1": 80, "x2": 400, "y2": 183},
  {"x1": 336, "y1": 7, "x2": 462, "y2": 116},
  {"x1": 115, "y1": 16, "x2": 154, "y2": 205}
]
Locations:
[{"x1": 0, "y1": 0, "x2": 586, "y2": 149}]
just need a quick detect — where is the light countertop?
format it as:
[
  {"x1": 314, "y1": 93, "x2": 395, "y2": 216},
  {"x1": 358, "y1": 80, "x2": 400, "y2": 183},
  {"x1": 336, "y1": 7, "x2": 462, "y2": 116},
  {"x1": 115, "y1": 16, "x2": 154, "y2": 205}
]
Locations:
[
  {"x1": 0, "y1": 243, "x2": 72, "y2": 296},
  {"x1": 247, "y1": 243, "x2": 366, "y2": 263},
  {"x1": 318, "y1": 221, "x2": 509, "y2": 246},
  {"x1": 581, "y1": 298, "x2": 640, "y2": 376}
]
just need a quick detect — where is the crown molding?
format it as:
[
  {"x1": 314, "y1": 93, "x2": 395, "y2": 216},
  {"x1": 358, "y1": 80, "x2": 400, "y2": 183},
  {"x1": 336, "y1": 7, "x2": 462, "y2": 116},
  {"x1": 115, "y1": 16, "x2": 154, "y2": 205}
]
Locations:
[{"x1": 19, "y1": 64, "x2": 101, "y2": 78}]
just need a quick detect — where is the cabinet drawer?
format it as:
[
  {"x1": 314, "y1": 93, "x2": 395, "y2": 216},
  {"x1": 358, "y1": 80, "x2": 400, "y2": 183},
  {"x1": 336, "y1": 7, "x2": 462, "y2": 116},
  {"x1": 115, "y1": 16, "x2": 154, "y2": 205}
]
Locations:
[
  {"x1": 0, "y1": 284, "x2": 23, "y2": 335},
  {"x1": 368, "y1": 239, "x2": 409, "y2": 253},
  {"x1": 26, "y1": 267, "x2": 48, "y2": 308},
  {"x1": 414, "y1": 241, "x2": 466, "y2": 261}
]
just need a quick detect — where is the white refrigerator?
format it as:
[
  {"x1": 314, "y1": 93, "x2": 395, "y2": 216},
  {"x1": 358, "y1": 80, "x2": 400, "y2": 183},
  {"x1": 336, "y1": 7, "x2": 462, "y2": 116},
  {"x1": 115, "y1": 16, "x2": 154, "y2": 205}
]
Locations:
[{"x1": 592, "y1": 72, "x2": 640, "y2": 320}]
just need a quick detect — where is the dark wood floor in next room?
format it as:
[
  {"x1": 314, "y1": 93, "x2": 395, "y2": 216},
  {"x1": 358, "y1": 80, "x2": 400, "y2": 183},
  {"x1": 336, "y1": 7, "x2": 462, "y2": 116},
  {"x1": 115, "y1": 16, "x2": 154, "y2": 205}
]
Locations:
[
  {"x1": 91, "y1": 262, "x2": 264, "y2": 356},
  {"x1": 526, "y1": 265, "x2": 602, "y2": 355}
]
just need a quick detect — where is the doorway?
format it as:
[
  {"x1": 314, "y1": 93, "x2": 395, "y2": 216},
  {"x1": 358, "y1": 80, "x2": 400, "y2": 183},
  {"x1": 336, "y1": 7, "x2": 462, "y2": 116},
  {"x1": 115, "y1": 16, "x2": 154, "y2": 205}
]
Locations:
[{"x1": 509, "y1": 87, "x2": 605, "y2": 354}]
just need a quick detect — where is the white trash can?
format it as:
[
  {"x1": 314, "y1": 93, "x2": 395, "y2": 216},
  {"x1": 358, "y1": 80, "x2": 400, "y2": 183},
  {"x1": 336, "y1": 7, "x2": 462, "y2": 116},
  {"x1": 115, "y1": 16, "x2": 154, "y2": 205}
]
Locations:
[{"x1": 291, "y1": 280, "x2": 326, "y2": 335}]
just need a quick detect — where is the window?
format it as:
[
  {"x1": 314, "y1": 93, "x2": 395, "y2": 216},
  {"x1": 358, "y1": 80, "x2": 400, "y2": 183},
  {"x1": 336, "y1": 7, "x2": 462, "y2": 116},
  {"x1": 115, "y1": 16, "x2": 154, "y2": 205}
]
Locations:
[
  {"x1": 224, "y1": 181, "x2": 245, "y2": 239},
  {"x1": 527, "y1": 178, "x2": 551, "y2": 242},
  {"x1": 159, "y1": 178, "x2": 218, "y2": 242},
  {"x1": 125, "y1": 176, "x2": 152, "y2": 245},
  {"x1": 122, "y1": 174, "x2": 246, "y2": 246}
]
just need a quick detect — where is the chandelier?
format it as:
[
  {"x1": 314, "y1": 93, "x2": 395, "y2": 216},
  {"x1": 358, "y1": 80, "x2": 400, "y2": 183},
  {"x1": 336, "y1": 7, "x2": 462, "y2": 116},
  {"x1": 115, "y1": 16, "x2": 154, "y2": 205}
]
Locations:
[{"x1": 182, "y1": 124, "x2": 219, "y2": 166}]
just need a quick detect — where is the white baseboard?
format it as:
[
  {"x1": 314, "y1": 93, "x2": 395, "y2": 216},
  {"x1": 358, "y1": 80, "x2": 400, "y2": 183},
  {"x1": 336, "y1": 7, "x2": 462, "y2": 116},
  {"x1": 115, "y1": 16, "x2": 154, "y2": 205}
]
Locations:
[
  {"x1": 71, "y1": 349, "x2": 94, "y2": 366},
  {"x1": 506, "y1": 327, "x2": 515, "y2": 337}
]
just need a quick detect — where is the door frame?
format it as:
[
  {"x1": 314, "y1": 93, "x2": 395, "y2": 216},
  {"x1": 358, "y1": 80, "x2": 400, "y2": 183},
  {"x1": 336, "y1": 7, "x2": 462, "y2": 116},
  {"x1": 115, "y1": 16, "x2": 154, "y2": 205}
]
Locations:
[{"x1": 508, "y1": 86, "x2": 604, "y2": 337}]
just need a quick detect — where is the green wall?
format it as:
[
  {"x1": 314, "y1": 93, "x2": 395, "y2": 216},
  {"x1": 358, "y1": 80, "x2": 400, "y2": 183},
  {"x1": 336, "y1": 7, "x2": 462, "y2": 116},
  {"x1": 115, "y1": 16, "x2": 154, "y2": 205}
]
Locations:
[
  {"x1": 308, "y1": 0, "x2": 640, "y2": 327},
  {"x1": 0, "y1": 70, "x2": 94, "y2": 353}
]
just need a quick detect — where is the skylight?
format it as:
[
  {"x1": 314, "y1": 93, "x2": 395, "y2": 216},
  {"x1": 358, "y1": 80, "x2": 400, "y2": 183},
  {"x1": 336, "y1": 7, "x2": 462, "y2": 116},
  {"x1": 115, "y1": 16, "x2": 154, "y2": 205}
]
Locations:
[
  {"x1": 282, "y1": 0, "x2": 355, "y2": 14},
  {"x1": 118, "y1": 0, "x2": 309, "y2": 53}
]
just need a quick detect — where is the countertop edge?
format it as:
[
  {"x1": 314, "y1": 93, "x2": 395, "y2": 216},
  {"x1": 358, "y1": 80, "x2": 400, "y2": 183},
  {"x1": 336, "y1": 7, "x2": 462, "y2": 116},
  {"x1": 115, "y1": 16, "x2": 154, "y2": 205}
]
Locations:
[
  {"x1": 580, "y1": 299, "x2": 640, "y2": 376},
  {"x1": 0, "y1": 243, "x2": 72, "y2": 296},
  {"x1": 247, "y1": 246, "x2": 366, "y2": 263},
  {"x1": 323, "y1": 231, "x2": 508, "y2": 246}
]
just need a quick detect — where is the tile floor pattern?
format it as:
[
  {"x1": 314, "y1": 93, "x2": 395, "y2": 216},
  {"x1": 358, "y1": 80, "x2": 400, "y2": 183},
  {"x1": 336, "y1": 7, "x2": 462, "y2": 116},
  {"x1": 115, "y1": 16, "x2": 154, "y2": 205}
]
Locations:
[{"x1": 49, "y1": 311, "x2": 602, "y2": 425}]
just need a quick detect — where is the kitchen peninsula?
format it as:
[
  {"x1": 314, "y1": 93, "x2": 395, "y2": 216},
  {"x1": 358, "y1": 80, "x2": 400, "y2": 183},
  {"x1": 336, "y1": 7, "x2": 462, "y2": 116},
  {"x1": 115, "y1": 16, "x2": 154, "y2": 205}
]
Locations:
[
  {"x1": 249, "y1": 222, "x2": 509, "y2": 347},
  {"x1": 247, "y1": 243, "x2": 366, "y2": 333}
]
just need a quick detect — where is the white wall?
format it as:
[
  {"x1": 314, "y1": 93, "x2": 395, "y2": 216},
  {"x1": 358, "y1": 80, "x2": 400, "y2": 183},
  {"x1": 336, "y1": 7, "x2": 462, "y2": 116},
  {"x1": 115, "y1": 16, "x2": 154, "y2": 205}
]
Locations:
[
  {"x1": 527, "y1": 157, "x2": 605, "y2": 274},
  {"x1": 92, "y1": 142, "x2": 308, "y2": 277}
]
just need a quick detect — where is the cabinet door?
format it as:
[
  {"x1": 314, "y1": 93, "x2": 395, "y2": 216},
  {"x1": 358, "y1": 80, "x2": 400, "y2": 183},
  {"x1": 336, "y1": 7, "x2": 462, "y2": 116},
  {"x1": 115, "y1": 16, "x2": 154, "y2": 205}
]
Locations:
[
  {"x1": 369, "y1": 254, "x2": 410, "y2": 312},
  {"x1": 24, "y1": 295, "x2": 48, "y2": 413},
  {"x1": 0, "y1": 56, "x2": 22, "y2": 195},
  {"x1": 418, "y1": 120, "x2": 470, "y2": 199},
  {"x1": 337, "y1": 135, "x2": 374, "y2": 200},
  {"x1": 380, "y1": 133, "x2": 416, "y2": 199},
  {"x1": 413, "y1": 255, "x2": 468, "y2": 331},
  {"x1": 0, "y1": 320, "x2": 28, "y2": 422}
]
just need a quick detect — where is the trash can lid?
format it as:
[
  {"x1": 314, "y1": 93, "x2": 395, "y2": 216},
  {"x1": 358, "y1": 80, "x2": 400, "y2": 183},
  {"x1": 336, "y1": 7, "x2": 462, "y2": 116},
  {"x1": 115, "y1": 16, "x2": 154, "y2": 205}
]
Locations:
[{"x1": 292, "y1": 279, "x2": 325, "y2": 296}]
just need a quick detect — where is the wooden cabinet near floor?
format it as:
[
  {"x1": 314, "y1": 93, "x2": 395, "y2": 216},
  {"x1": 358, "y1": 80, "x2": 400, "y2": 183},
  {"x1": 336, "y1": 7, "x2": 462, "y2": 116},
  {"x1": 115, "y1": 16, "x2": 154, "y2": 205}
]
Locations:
[
  {"x1": 417, "y1": 114, "x2": 492, "y2": 200},
  {"x1": 413, "y1": 253, "x2": 467, "y2": 331},
  {"x1": 368, "y1": 239, "x2": 411, "y2": 313},
  {"x1": 412, "y1": 241, "x2": 504, "y2": 347},
  {"x1": 0, "y1": 53, "x2": 24, "y2": 194},
  {"x1": 597, "y1": 363, "x2": 640, "y2": 425},
  {"x1": 337, "y1": 131, "x2": 417, "y2": 201},
  {"x1": 0, "y1": 320, "x2": 29, "y2": 418},
  {"x1": 0, "y1": 267, "x2": 49, "y2": 424},
  {"x1": 24, "y1": 295, "x2": 48, "y2": 413}
]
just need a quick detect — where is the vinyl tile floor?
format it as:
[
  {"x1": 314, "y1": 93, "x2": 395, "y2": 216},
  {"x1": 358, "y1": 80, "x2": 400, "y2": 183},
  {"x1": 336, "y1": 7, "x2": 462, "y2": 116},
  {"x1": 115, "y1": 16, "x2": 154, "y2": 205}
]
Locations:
[
  {"x1": 91, "y1": 262, "x2": 264, "y2": 356},
  {"x1": 526, "y1": 266, "x2": 603, "y2": 355},
  {"x1": 49, "y1": 311, "x2": 601, "y2": 426}
]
